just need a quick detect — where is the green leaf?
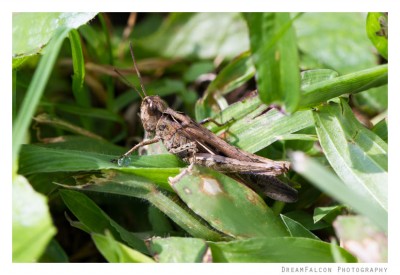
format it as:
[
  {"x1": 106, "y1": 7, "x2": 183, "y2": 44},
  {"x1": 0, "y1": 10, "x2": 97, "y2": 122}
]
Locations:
[
  {"x1": 68, "y1": 29, "x2": 92, "y2": 130},
  {"x1": 300, "y1": 69, "x2": 339, "y2": 89},
  {"x1": 19, "y1": 144, "x2": 122, "y2": 173},
  {"x1": 78, "y1": 24, "x2": 108, "y2": 64},
  {"x1": 195, "y1": 51, "x2": 256, "y2": 120},
  {"x1": 209, "y1": 237, "x2": 356, "y2": 263},
  {"x1": 280, "y1": 215, "x2": 320, "y2": 240},
  {"x1": 170, "y1": 165, "x2": 289, "y2": 238},
  {"x1": 290, "y1": 152, "x2": 387, "y2": 232},
  {"x1": 284, "y1": 210, "x2": 329, "y2": 231},
  {"x1": 43, "y1": 102, "x2": 124, "y2": 123},
  {"x1": 199, "y1": 94, "x2": 314, "y2": 154},
  {"x1": 149, "y1": 237, "x2": 208, "y2": 263},
  {"x1": 12, "y1": 69, "x2": 17, "y2": 123},
  {"x1": 209, "y1": 51, "x2": 255, "y2": 96},
  {"x1": 296, "y1": 13, "x2": 377, "y2": 74},
  {"x1": 142, "y1": 13, "x2": 248, "y2": 59},
  {"x1": 19, "y1": 144, "x2": 182, "y2": 191},
  {"x1": 69, "y1": 29, "x2": 86, "y2": 100},
  {"x1": 38, "y1": 239, "x2": 68, "y2": 263},
  {"x1": 92, "y1": 232, "x2": 155, "y2": 263},
  {"x1": 333, "y1": 215, "x2": 387, "y2": 262},
  {"x1": 330, "y1": 238, "x2": 349, "y2": 263},
  {"x1": 13, "y1": 175, "x2": 56, "y2": 262},
  {"x1": 219, "y1": 105, "x2": 314, "y2": 154},
  {"x1": 203, "y1": 93, "x2": 263, "y2": 132},
  {"x1": 371, "y1": 117, "x2": 388, "y2": 143},
  {"x1": 13, "y1": 27, "x2": 71, "y2": 166},
  {"x1": 40, "y1": 101, "x2": 127, "y2": 142},
  {"x1": 148, "y1": 205, "x2": 174, "y2": 234},
  {"x1": 67, "y1": 171, "x2": 227, "y2": 241},
  {"x1": 33, "y1": 113, "x2": 105, "y2": 141},
  {"x1": 352, "y1": 85, "x2": 388, "y2": 115},
  {"x1": 19, "y1": 142, "x2": 182, "y2": 169},
  {"x1": 59, "y1": 189, "x2": 148, "y2": 254},
  {"x1": 313, "y1": 99, "x2": 387, "y2": 212},
  {"x1": 313, "y1": 205, "x2": 345, "y2": 224},
  {"x1": 12, "y1": 13, "x2": 97, "y2": 67},
  {"x1": 366, "y1": 13, "x2": 388, "y2": 60},
  {"x1": 299, "y1": 64, "x2": 388, "y2": 108},
  {"x1": 31, "y1": 136, "x2": 124, "y2": 154},
  {"x1": 243, "y1": 13, "x2": 300, "y2": 113}
]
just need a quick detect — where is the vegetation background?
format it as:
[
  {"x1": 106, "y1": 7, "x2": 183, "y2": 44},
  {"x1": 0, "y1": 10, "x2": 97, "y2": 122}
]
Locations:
[{"x1": 12, "y1": 12, "x2": 388, "y2": 263}]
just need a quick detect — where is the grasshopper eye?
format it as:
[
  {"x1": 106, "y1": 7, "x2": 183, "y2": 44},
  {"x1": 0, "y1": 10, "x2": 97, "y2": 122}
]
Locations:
[
  {"x1": 146, "y1": 96, "x2": 168, "y2": 113},
  {"x1": 143, "y1": 98, "x2": 157, "y2": 114}
]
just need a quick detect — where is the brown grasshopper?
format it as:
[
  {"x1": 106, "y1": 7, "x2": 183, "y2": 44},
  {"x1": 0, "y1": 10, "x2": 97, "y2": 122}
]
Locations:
[{"x1": 113, "y1": 43, "x2": 298, "y2": 203}]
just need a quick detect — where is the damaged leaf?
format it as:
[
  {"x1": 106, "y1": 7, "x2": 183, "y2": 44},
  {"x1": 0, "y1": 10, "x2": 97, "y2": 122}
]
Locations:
[{"x1": 169, "y1": 165, "x2": 289, "y2": 238}]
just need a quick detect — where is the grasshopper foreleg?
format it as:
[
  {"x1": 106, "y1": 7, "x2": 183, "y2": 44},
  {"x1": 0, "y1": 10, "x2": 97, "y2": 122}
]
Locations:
[{"x1": 112, "y1": 137, "x2": 161, "y2": 166}]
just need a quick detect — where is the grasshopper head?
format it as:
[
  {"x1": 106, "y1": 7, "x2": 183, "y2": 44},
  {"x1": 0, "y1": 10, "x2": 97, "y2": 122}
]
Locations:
[{"x1": 140, "y1": 96, "x2": 168, "y2": 133}]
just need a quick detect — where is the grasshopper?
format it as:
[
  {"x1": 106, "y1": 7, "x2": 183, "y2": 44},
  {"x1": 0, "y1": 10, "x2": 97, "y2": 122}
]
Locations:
[{"x1": 114, "y1": 43, "x2": 298, "y2": 203}]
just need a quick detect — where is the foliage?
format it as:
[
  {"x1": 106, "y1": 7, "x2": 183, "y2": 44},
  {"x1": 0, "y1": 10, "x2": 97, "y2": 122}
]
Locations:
[{"x1": 13, "y1": 12, "x2": 387, "y2": 263}]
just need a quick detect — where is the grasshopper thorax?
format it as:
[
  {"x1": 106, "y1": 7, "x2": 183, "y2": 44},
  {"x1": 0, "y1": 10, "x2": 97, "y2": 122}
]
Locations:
[{"x1": 140, "y1": 96, "x2": 169, "y2": 133}]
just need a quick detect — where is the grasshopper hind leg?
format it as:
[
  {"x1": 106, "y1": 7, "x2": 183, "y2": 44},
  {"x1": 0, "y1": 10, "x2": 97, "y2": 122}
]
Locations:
[{"x1": 237, "y1": 173, "x2": 298, "y2": 203}]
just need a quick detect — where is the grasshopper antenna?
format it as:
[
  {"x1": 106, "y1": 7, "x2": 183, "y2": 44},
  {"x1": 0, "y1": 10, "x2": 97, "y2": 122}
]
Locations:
[
  {"x1": 113, "y1": 68, "x2": 144, "y2": 99},
  {"x1": 129, "y1": 42, "x2": 148, "y2": 97}
]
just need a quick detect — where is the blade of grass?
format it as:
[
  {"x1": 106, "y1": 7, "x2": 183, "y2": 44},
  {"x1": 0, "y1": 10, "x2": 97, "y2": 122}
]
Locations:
[
  {"x1": 243, "y1": 13, "x2": 301, "y2": 113},
  {"x1": 202, "y1": 93, "x2": 314, "y2": 154},
  {"x1": 195, "y1": 51, "x2": 256, "y2": 120},
  {"x1": 148, "y1": 205, "x2": 174, "y2": 234},
  {"x1": 69, "y1": 29, "x2": 87, "y2": 104},
  {"x1": 12, "y1": 70, "x2": 17, "y2": 123},
  {"x1": 313, "y1": 99, "x2": 387, "y2": 212},
  {"x1": 313, "y1": 205, "x2": 346, "y2": 224},
  {"x1": 284, "y1": 210, "x2": 329, "y2": 231},
  {"x1": 299, "y1": 64, "x2": 388, "y2": 108},
  {"x1": 60, "y1": 189, "x2": 149, "y2": 254},
  {"x1": 222, "y1": 107, "x2": 314, "y2": 153},
  {"x1": 40, "y1": 102, "x2": 124, "y2": 123},
  {"x1": 92, "y1": 232, "x2": 155, "y2": 263},
  {"x1": 69, "y1": 29, "x2": 92, "y2": 130},
  {"x1": 13, "y1": 27, "x2": 71, "y2": 166},
  {"x1": 209, "y1": 237, "x2": 356, "y2": 263},
  {"x1": 290, "y1": 152, "x2": 387, "y2": 232},
  {"x1": 19, "y1": 144, "x2": 184, "y2": 191},
  {"x1": 33, "y1": 113, "x2": 104, "y2": 141},
  {"x1": 300, "y1": 69, "x2": 339, "y2": 89},
  {"x1": 371, "y1": 117, "x2": 388, "y2": 143},
  {"x1": 148, "y1": 237, "x2": 208, "y2": 263},
  {"x1": 280, "y1": 215, "x2": 319, "y2": 240},
  {"x1": 98, "y1": 13, "x2": 115, "y2": 111}
]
